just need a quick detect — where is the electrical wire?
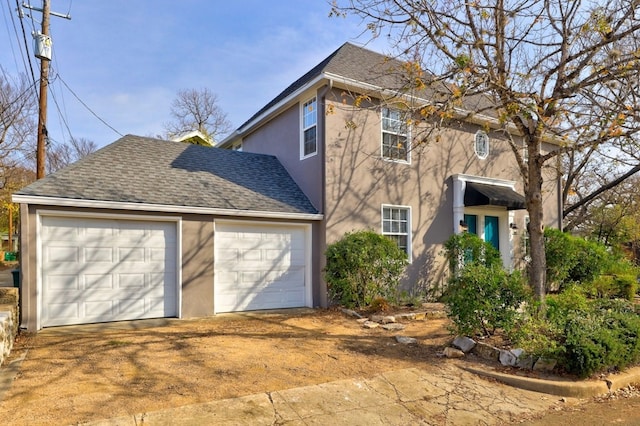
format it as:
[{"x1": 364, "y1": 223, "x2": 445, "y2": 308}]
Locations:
[
  {"x1": 48, "y1": 71, "x2": 74, "y2": 143},
  {"x1": 56, "y1": 74, "x2": 123, "y2": 137}
]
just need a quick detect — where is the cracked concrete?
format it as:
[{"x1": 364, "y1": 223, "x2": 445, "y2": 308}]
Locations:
[{"x1": 81, "y1": 364, "x2": 562, "y2": 425}]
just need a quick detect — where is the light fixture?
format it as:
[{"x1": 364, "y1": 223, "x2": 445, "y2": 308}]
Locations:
[
  {"x1": 459, "y1": 220, "x2": 468, "y2": 230},
  {"x1": 510, "y1": 223, "x2": 518, "y2": 230}
]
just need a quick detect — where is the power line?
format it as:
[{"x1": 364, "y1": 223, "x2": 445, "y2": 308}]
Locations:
[{"x1": 56, "y1": 74, "x2": 123, "y2": 137}]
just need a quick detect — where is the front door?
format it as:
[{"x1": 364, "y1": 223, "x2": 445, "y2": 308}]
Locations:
[{"x1": 485, "y1": 215, "x2": 499, "y2": 250}]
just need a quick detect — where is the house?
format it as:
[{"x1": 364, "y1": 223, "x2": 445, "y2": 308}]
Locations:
[
  {"x1": 13, "y1": 42, "x2": 562, "y2": 331},
  {"x1": 13, "y1": 136, "x2": 323, "y2": 330},
  {"x1": 219, "y1": 42, "x2": 562, "y2": 295}
]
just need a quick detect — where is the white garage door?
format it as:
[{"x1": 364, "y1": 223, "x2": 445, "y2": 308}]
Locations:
[
  {"x1": 214, "y1": 222, "x2": 310, "y2": 313},
  {"x1": 41, "y1": 216, "x2": 178, "y2": 327}
]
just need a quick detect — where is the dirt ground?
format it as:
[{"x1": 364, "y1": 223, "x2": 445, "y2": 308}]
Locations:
[
  {"x1": 1, "y1": 307, "x2": 640, "y2": 426},
  {"x1": 0, "y1": 308, "x2": 454, "y2": 425}
]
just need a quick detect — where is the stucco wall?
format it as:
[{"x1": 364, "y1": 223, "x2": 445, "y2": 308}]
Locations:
[
  {"x1": 322, "y1": 92, "x2": 561, "y2": 295},
  {"x1": 241, "y1": 94, "x2": 324, "y2": 211}
]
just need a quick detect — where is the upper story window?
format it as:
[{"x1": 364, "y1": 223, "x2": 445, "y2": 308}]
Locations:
[
  {"x1": 382, "y1": 204, "x2": 411, "y2": 258},
  {"x1": 474, "y1": 130, "x2": 489, "y2": 159},
  {"x1": 381, "y1": 107, "x2": 409, "y2": 162},
  {"x1": 301, "y1": 97, "x2": 317, "y2": 159}
]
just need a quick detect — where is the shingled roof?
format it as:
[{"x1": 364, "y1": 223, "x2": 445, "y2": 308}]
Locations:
[
  {"x1": 15, "y1": 135, "x2": 319, "y2": 217},
  {"x1": 233, "y1": 43, "x2": 498, "y2": 135}
]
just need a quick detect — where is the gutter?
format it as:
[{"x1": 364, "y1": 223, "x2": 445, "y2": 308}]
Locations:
[{"x1": 11, "y1": 195, "x2": 324, "y2": 222}]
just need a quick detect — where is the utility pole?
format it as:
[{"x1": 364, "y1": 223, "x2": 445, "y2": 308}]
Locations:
[
  {"x1": 22, "y1": 1, "x2": 71, "y2": 179},
  {"x1": 36, "y1": 0, "x2": 50, "y2": 179}
]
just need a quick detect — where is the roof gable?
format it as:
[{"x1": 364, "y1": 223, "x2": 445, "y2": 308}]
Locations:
[{"x1": 16, "y1": 135, "x2": 319, "y2": 216}]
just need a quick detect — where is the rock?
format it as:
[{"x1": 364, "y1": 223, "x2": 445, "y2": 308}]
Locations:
[
  {"x1": 356, "y1": 318, "x2": 369, "y2": 323},
  {"x1": 452, "y1": 336, "x2": 476, "y2": 353},
  {"x1": 516, "y1": 355, "x2": 536, "y2": 370},
  {"x1": 533, "y1": 357, "x2": 557, "y2": 372},
  {"x1": 499, "y1": 349, "x2": 518, "y2": 366},
  {"x1": 511, "y1": 348, "x2": 525, "y2": 358},
  {"x1": 395, "y1": 336, "x2": 417, "y2": 345},
  {"x1": 395, "y1": 313, "x2": 416, "y2": 321},
  {"x1": 370, "y1": 315, "x2": 396, "y2": 324},
  {"x1": 444, "y1": 347, "x2": 465, "y2": 358},
  {"x1": 413, "y1": 312, "x2": 427, "y2": 320},
  {"x1": 472, "y1": 342, "x2": 500, "y2": 361},
  {"x1": 341, "y1": 308, "x2": 363, "y2": 319},
  {"x1": 381, "y1": 323, "x2": 406, "y2": 331},
  {"x1": 362, "y1": 321, "x2": 379, "y2": 329}
]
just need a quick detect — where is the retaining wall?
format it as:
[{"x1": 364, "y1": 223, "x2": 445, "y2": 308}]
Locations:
[{"x1": 0, "y1": 288, "x2": 19, "y2": 367}]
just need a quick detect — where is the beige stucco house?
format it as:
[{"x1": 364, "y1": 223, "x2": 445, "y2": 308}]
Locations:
[
  {"x1": 220, "y1": 42, "x2": 562, "y2": 296},
  {"x1": 12, "y1": 42, "x2": 561, "y2": 331}
]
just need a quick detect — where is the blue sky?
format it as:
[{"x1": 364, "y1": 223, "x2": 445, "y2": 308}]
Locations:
[{"x1": 1, "y1": 1, "x2": 383, "y2": 148}]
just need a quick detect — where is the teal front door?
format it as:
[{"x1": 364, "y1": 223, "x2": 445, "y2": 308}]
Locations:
[{"x1": 485, "y1": 216, "x2": 499, "y2": 250}]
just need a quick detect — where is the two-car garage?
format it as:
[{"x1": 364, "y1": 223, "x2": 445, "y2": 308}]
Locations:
[
  {"x1": 13, "y1": 135, "x2": 322, "y2": 331},
  {"x1": 37, "y1": 214, "x2": 312, "y2": 329}
]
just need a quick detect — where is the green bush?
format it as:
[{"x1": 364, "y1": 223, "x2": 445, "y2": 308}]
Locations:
[
  {"x1": 324, "y1": 230, "x2": 408, "y2": 308},
  {"x1": 510, "y1": 291, "x2": 640, "y2": 378},
  {"x1": 444, "y1": 263, "x2": 530, "y2": 337},
  {"x1": 545, "y1": 229, "x2": 616, "y2": 292},
  {"x1": 443, "y1": 232, "x2": 502, "y2": 273}
]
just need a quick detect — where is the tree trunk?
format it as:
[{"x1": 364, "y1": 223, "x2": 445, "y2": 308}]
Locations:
[{"x1": 527, "y1": 150, "x2": 547, "y2": 304}]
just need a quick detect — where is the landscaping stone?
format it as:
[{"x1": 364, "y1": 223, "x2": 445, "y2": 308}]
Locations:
[
  {"x1": 516, "y1": 355, "x2": 536, "y2": 370},
  {"x1": 444, "y1": 347, "x2": 465, "y2": 358},
  {"x1": 341, "y1": 308, "x2": 363, "y2": 319},
  {"x1": 395, "y1": 336, "x2": 417, "y2": 344},
  {"x1": 395, "y1": 312, "x2": 416, "y2": 321},
  {"x1": 472, "y1": 342, "x2": 500, "y2": 361},
  {"x1": 452, "y1": 336, "x2": 476, "y2": 353},
  {"x1": 499, "y1": 349, "x2": 518, "y2": 367},
  {"x1": 356, "y1": 318, "x2": 369, "y2": 324},
  {"x1": 381, "y1": 323, "x2": 406, "y2": 331},
  {"x1": 362, "y1": 321, "x2": 379, "y2": 329},
  {"x1": 533, "y1": 357, "x2": 557, "y2": 372}
]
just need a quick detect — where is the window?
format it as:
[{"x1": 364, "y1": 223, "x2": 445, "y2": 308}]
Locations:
[
  {"x1": 301, "y1": 97, "x2": 317, "y2": 158},
  {"x1": 474, "y1": 130, "x2": 489, "y2": 159},
  {"x1": 381, "y1": 107, "x2": 409, "y2": 161},
  {"x1": 382, "y1": 205, "x2": 411, "y2": 257}
]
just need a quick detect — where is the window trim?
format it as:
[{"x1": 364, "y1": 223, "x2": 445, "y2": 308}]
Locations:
[
  {"x1": 474, "y1": 130, "x2": 489, "y2": 160},
  {"x1": 300, "y1": 97, "x2": 318, "y2": 160},
  {"x1": 381, "y1": 107, "x2": 410, "y2": 163},
  {"x1": 381, "y1": 204, "x2": 412, "y2": 261}
]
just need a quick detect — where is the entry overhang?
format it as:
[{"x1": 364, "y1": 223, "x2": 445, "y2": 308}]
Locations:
[{"x1": 464, "y1": 182, "x2": 526, "y2": 210}]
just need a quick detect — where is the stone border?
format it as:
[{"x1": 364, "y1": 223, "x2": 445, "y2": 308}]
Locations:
[{"x1": 0, "y1": 288, "x2": 19, "y2": 367}]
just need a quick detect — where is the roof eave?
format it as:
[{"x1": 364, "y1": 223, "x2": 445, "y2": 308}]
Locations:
[{"x1": 12, "y1": 194, "x2": 324, "y2": 221}]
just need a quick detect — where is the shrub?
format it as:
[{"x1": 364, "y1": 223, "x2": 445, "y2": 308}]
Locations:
[
  {"x1": 545, "y1": 229, "x2": 614, "y2": 292},
  {"x1": 510, "y1": 292, "x2": 640, "y2": 378},
  {"x1": 444, "y1": 263, "x2": 530, "y2": 337},
  {"x1": 324, "y1": 230, "x2": 408, "y2": 309},
  {"x1": 443, "y1": 232, "x2": 502, "y2": 273}
]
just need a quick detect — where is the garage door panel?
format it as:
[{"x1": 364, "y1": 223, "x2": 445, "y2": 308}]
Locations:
[
  {"x1": 41, "y1": 217, "x2": 178, "y2": 327},
  {"x1": 215, "y1": 222, "x2": 309, "y2": 313}
]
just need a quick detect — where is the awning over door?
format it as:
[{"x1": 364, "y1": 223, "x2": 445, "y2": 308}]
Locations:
[{"x1": 464, "y1": 182, "x2": 526, "y2": 210}]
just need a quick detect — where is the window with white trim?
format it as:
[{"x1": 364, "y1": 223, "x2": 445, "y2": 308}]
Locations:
[
  {"x1": 382, "y1": 205, "x2": 411, "y2": 257},
  {"x1": 301, "y1": 97, "x2": 317, "y2": 158},
  {"x1": 381, "y1": 107, "x2": 409, "y2": 161},
  {"x1": 474, "y1": 130, "x2": 489, "y2": 159}
]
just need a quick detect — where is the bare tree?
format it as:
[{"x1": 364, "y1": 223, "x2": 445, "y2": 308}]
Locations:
[
  {"x1": 164, "y1": 88, "x2": 232, "y2": 145},
  {"x1": 46, "y1": 137, "x2": 98, "y2": 174},
  {"x1": 332, "y1": 0, "x2": 640, "y2": 303},
  {"x1": 0, "y1": 70, "x2": 37, "y2": 164}
]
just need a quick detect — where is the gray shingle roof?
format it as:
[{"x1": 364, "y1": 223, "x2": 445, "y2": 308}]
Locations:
[
  {"x1": 16, "y1": 135, "x2": 319, "y2": 216},
  {"x1": 238, "y1": 42, "x2": 496, "y2": 131}
]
